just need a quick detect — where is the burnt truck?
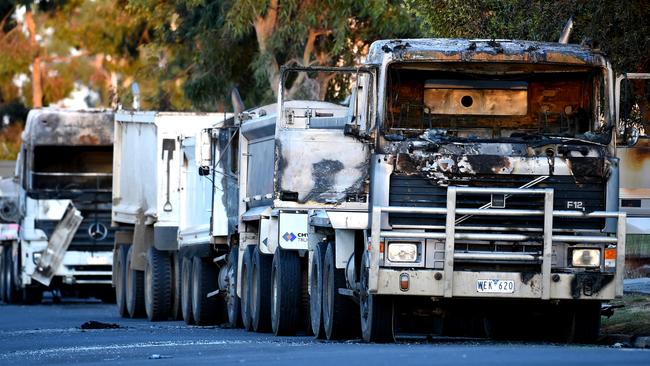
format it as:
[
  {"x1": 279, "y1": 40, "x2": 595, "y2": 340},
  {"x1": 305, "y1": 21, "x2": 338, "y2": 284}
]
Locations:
[
  {"x1": 0, "y1": 109, "x2": 115, "y2": 303},
  {"x1": 216, "y1": 39, "x2": 628, "y2": 343},
  {"x1": 111, "y1": 111, "x2": 225, "y2": 321}
]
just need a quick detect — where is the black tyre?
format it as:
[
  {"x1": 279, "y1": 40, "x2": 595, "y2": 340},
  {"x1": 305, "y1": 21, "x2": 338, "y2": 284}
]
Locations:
[
  {"x1": 125, "y1": 246, "x2": 146, "y2": 318},
  {"x1": 240, "y1": 246, "x2": 254, "y2": 331},
  {"x1": 191, "y1": 256, "x2": 222, "y2": 325},
  {"x1": 22, "y1": 287, "x2": 43, "y2": 305},
  {"x1": 251, "y1": 246, "x2": 272, "y2": 333},
  {"x1": 271, "y1": 248, "x2": 302, "y2": 336},
  {"x1": 360, "y1": 252, "x2": 393, "y2": 343},
  {"x1": 323, "y1": 243, "x2": 360, "y2": 340},
  {"x1": 226, "y1": 246, "x2": 242, "y2": 328},
  {"x1": 144, "y1": 247, "x2": 172, "y2": 321},
  {"x1": 4, "y1": 245, "x2": 17, "y2": 304},
  {"x1": 310, "y1": 242, "x2": 327, "y2": 338},
  {"x1": 181, "y1": 256, "x2": 194, "y2": 325},
  {"x1": 170, "y1": 252, "x2": 183, "y2": 320},
  {"x1": 571, "y1": 301, "x2": 602, "y2": 344},
  {"x1": 0, "y1": 246, "x2": 7, "y2": 303},
  {"x1": 114, "y1": 245, "x2": 129, "y2": 317}
]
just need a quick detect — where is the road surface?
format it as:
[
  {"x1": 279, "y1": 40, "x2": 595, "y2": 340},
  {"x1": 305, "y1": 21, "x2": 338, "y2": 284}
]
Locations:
[{"x1": 0, "y1": 301, "x2": 648, "y2": 365}]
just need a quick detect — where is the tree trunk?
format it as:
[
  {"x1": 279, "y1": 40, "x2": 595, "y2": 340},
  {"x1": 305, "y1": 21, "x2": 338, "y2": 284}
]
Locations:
[{"x1": 25, "y1": 8, "x2": 43, "y2": 108}]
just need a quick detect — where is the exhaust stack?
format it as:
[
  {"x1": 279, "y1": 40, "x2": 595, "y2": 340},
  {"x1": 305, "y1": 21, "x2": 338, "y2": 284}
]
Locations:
[{"x1": 558, "y1": 16, "x2": 574, "y2": 44}]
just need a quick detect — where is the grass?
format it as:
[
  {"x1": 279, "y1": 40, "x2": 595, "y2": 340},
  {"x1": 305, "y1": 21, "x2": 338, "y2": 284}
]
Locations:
[{"x1": 602, "y1": 294, "x2": 650, "y2": 337}]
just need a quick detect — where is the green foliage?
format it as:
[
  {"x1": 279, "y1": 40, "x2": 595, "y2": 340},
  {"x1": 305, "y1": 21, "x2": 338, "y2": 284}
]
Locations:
[{"x1": 406, "y1": 0, "x2": 650, "y2": 73}]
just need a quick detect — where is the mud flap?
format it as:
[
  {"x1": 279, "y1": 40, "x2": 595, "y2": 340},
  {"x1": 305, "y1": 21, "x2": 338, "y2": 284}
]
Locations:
[{"x1": 31, "y1": 203, "x2": 83, "y2": 286}]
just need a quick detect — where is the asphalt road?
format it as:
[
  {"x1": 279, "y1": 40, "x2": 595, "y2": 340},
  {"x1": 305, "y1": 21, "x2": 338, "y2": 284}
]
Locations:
[{"x1": 0, "y1": 300, "x2": 648, "y2": 366}]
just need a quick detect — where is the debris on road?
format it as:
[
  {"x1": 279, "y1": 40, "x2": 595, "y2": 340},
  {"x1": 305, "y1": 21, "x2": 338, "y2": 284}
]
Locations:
[{"x1": 80, "y1": 321, "x2": 122, "y2": 330}]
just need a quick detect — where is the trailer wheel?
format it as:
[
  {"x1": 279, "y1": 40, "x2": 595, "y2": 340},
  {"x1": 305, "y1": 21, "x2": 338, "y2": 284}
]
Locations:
[
  {"x1": 309, "y1": 242, "x2": 327, "y2": 338},
  {"x1": 571, "y1": 301, "x2": 602, "y2": 344},
  {"x1": 359, "y1": 252, "x2": 393, "y2": 343},
  {"x1": 114, "y1": 245, "x2": 129, "y2": 317},
  {"x1": 5, "y1": 245, "x2": 18, "y2": 304},
  {"x1": 21, "y1": 287, "x2": 42, "y2": 304},
  {"x1": 144, "y1": 247, "x2": 172, "y2": 321},
  {"x1": 125, "y1": 246, "x2": 146, "y2": 318},
  {"x1": 191, "y1": 256, "x2": 223, "y2": 325},
  {"x1": 240, "y1": 245, "x2": 254, "y2": 331},
  {"x1": 226, "y1": 246, "x2": 242, "y2": 328},
  {"x1": 251, "y1": 246, "x2": 272, "y2": 332},
  {"x1": 181, "y1": 256, "x2": 194, "y2": 325},
  {"x1": 323, "y1": 243, "x2": 360, "y2": 340},
  {"x1": 170, "y1": 252, "x2": 183, "y2": 320},
  {"x1": 270, "y1": 248, "x2": 301, "y2": 336},
  {"x1": 0, "y1": 245, "x2": 7, "y2": 303}
]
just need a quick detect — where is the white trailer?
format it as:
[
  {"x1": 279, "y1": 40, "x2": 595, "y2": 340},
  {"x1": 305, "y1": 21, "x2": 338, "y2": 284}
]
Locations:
[
  {"x1": 176, "y1": 119, "x2": 237, "y2": 325},
  {"x1": 111, "y1": 111, "x2": 227, "y2": 320}
]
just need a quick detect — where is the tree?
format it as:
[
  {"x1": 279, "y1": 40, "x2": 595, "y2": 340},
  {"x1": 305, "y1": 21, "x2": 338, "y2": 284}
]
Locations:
[{"x1": 225, "y1": 0, "x2": 417, "y2": 101}]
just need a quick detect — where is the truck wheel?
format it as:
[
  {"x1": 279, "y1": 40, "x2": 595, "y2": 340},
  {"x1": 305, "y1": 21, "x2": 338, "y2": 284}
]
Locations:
[
  {"x1": 144, "y1": 247, "x2": 172, "y2": 321},
  {"x1": 170, "y1": 252, "x2": 183, "y2": 320},
  {"x1": 22, "y1": 287, "x2": 43, "y2": 305},
  {"x1": 359, "y1": 252, "x2": 393, "y2": 343},
  {"x1": 310, "y1": 242, "x2": 327, "y2": 338},
  {"x1": 323, "y1": 243, "x2": 360, "y2": 340},
  {"x1": 114, "y1": 245, "x2": 129, "y2": 317},
  {"x1": 181, "y1": 256, "x2": 194, "y2": 325},
  {"x1": 241, "y1": 245, "x2": 254, "y2": 331},
  {"x1": 226, "y1": 246, "x2": 242, "y2": 328},
  {"x1": 271, "y1": 248, "x2": 301, "y2": 336},
  {"x1": 0, "y1": 246, "x2": 7, "y2": 303},
  {"x1": 251, "y1": 246, "x2": 272, "y2": 333},
  {"x1": 4, "y1": 246, "x2": 18, "y2": 304},
  {"x1": 191, "y1": 256, "x2": 222, "y2": 325},
  {"x1": 571, "y1": 301, "x2": 602, "y2": 344},
  {"x1": 125, "y1": 246, "x2": 146, "y2": 318}
]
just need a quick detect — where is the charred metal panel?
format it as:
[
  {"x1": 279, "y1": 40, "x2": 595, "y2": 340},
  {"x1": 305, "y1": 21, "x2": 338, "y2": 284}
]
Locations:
[
  {"x1": 366, "y1": 39, "x2": 607, "y2": 67},
  {"x1": 275, "y1": 129, "x2": 369, "y2": 205},
  {"x1": 31, "y1": 203, "x2": 83, "y2": 286},
  {"x1": 23, "y1": 109, "x2": 114, "y2": 146}
]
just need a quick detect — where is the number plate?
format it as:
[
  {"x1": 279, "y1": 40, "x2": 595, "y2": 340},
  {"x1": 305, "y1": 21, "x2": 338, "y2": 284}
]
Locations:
[{"x1": 476, "y1": 279, "x2": 515, "y2": 293}]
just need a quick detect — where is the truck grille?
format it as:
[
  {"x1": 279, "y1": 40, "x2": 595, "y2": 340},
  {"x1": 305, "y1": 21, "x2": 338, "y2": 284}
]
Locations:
[
  {"x1": 35, "y1": 208, "x2": 114, "y2": 252},
  {"x1": 389, "y1": 174, "x2": 605, "y2": 231}
]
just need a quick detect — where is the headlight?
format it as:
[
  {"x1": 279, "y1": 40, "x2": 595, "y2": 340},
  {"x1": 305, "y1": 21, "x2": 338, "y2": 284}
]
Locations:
[
  {"x1": 571, "y1": 249, "x2": 600, "y2": 268},
  {"x1": 387, "y1": 243, "x2": 418, "y2": 263},
  {"x1": 33, "y1": 251, "x2": 43, "y2": 265}
]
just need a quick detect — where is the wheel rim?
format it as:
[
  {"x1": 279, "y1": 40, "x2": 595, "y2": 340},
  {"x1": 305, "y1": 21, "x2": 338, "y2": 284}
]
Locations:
[
  {"x1": 323, "y1": 259, "x2": 332, "y2": 323},
  {"x1": 227, "y1": 262, "x2": 236, "y2": 321},
  {"x1": 192, "y1": 261, "x2": 199, "y2": 319},
  {"x1": 251, "y1": 263, "x2": 258, "y2": 314},
  {"x1": 271, "y1": 266, "x2": 278, "y2": 328},
  {"x1": 145, "y1": 261, "x2": 152, "y2": 315},
  {"x1": 241, "y1": 263, "x2": 248, "y2": 321}
]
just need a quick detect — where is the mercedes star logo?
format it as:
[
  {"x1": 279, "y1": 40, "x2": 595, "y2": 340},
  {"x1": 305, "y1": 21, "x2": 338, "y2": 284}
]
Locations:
[{"x1": 88, "y1": 223, "x2": 108, "y2": 241}]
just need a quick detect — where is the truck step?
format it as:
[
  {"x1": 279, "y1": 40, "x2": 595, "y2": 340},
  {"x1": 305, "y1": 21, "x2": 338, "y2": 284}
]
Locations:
[
  {"x1": 206, "y1": 290, "x2": 220, "y2": 298},
  {"x1": 213, "y1": 255, "x2": 227, "y2": 264},
  {"x1": 337, "y1": 288, "x2": 354, "y2": 297}
]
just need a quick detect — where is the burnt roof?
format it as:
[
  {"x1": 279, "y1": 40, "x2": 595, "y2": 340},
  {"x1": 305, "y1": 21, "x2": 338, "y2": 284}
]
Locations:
[{"x1": 366, "y1": 39, "x2": 607, "y2": 67}]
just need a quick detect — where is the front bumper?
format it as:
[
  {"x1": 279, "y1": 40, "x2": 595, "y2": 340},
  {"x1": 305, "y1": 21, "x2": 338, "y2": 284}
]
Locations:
[
  {"x1": 369, "y1": 186, "x2": 627, "y2": 300},
  {"x1": 21, "y1": 241, "x2": 113, "y2": 286},
  {"x1": 376, "y1": 269, "x2": 615, "y2": 300}
]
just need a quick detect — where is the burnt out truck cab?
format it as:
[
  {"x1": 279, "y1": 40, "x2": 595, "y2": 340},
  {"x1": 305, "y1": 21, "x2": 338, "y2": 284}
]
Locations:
[
  {"x1": 5, "y1": 109, "x2": 114, "y2": 303},
  {"x1": 354, "y1": 39, "x2": 627, "y2": 342}
]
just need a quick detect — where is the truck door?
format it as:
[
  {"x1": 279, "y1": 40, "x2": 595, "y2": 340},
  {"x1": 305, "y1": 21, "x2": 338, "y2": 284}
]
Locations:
[{"x1": 615, "y1": 73, "x2": 650, "y2": 265}]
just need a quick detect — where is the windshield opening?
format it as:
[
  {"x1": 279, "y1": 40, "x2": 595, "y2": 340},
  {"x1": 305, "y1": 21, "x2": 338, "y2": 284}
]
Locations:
[{"x1": 383, "y1": 63, "x2": 607, "y2": 141}]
